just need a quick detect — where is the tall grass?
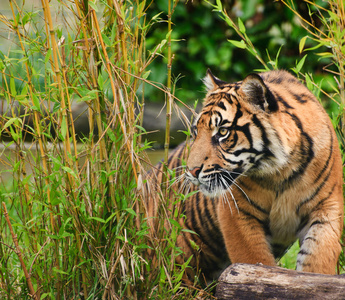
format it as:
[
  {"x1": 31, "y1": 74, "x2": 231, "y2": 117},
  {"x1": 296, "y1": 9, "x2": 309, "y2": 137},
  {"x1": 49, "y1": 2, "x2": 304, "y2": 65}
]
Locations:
[{"x1": 0, "y1": 0, "x2": 198, "y2": 299}]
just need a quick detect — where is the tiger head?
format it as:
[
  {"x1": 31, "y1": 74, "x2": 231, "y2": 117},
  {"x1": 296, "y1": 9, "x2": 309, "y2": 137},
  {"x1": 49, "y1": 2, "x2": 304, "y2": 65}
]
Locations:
[{"x1": 186, "y1": 70, "x2": 287, "y2": 197}]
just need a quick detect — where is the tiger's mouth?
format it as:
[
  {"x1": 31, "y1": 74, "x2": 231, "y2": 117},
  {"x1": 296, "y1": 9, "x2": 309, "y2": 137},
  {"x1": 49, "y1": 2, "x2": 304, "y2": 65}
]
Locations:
[{"x1": 187, "y1": 170, "x2": 241, "y2": 198}]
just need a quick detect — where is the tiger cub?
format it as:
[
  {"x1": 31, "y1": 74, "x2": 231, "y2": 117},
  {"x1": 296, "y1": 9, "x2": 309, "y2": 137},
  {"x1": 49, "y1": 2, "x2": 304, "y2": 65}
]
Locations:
[{"x1": 147, "y1": 70, "x2": 343, "y2": 282}]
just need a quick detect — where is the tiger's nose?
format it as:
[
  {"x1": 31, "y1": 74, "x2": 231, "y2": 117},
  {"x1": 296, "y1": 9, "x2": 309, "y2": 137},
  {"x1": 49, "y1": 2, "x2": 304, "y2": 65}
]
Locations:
[{"x1": 189, "y1": 166, "x2": 201, "y2": 178}]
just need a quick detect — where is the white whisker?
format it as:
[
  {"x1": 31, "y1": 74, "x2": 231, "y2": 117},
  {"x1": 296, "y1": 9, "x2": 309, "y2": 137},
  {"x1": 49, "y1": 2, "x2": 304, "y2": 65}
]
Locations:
[
  {"x1": 221, "y1": 169, "x2": 251, "y2": 204},
  {"x1": 219, "y1": 175, "x2": 236, "y2": 214}
]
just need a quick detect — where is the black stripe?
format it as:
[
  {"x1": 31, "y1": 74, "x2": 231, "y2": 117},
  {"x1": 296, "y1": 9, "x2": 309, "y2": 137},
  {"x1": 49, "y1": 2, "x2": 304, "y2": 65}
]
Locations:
[
  {"x1": 276, "y1": 112, "x2": 314, "y2": 191},
  {"x1": 268, "y1": 76, "x2": 283, "y2": 84},
  {"x1": 236, "y1": 178, "x2": 253, "y2": 192},
  {"x1": 296, "y1": 260, "x2": 311, "y2": 268},
  {"x1": 204, "y1": 101, "x2": 215, "y2": 108},
  {"x1": 310, "y1": 220, "x2": 327, "y2": 227},
  {"x1": 217, "y1": 101, "x2": 226, "y2": 110},
  {"x1": 220, "y1": 114, "x2": 275, "y2": 172},
  {"x1": 191, "y1": 193, "x2": 224, "y2": 256},
  {"x1": 304, "y1": 237, "x2": 316, "y2": 242},
  {"x1": 238, "y1": 207, "x2": 267, "y2": 227},
  {"x1": 202, "y1": 197, "x2": 223, "y2": 245},
  {"x1": 296, "y1": 161, "x2": 333, "y2": 215},
  {"x1": 214, "y1": 111, "x2": 223, "y2": 127},
  {"x1": 310, "y1": 185, "x2": 336, "y2": 214},
  {"x1": 298, "y1": 249, "x2": 310, "y2": 256},
  {"x1": 313, "y1": 125, "x2": 333, "y2": 184},
  {"x1": 233, "y1": 103, "x2": 243, "y2": 122},
  {"x1": 251, "y1": 115, "x2": 269, "y2": 143},
  {"x1": 190, "y1": 193, "x2": 198, "y2": 231},
  {"x1": 221, "y1": 92, "x2": 233, "y2": 104},
  {"x1": 247, "y1": 197, "x2": 269, "y2": 215},
  {"x1": 297, "y1": 215, "x2": 310, "y2": 233},
  {"x1": 232, "y1": 123, "x2": 253, "y2": 148},
  {"x1": 274, "y1": 91, "x2": 294, "y2": 109}
]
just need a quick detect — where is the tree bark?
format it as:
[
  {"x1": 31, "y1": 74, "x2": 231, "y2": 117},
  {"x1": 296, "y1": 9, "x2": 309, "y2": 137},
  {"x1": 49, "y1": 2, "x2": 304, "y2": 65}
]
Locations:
[{"x1": 215, "y1": 263, "x2": 345, "y2": 300}]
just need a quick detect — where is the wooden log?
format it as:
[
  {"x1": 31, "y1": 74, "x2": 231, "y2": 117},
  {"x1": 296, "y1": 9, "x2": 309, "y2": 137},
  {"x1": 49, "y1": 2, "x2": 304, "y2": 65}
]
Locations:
[{"x1": 215, "y1": 263, "x2": 345, "y2": 299}]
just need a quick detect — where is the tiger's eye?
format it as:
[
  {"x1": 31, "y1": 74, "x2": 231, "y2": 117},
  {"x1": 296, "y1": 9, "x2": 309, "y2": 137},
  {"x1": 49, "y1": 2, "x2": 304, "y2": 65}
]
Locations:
[{"x1": 218, "y1": 128, "x2": 228, "y2": 136}]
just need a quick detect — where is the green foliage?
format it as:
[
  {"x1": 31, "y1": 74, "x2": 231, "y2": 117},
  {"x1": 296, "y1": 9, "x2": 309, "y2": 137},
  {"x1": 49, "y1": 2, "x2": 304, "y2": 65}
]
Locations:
[
  {"x1": 0, "y1": 0, "x2": 198, "y2": 298},
  {"x1": 143, "y1": 0, "x2": 334, "y2": 104}
]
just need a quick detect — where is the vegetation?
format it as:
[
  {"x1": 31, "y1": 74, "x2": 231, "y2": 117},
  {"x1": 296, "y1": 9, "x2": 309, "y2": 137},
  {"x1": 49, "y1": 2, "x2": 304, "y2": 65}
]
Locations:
[{"x1": 0, "y1": 0, "x2": 343, "y2": 299}]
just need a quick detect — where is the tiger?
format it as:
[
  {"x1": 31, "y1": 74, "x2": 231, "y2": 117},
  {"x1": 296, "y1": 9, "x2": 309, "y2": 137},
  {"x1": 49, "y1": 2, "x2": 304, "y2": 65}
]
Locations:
[{"x1": 146, "y1": 69, "x2": 344, "y2": 284}]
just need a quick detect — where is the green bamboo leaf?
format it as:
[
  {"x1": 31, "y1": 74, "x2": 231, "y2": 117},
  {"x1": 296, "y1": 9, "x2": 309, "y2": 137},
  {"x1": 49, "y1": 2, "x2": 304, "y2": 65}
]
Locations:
[
  {"x1": 169, "y1": 219, "x2": 181, "y2": 229},
  {"x1": 316, "y1": 52, "x2": 333, "y2": 58},
  {"x1": 304, "y1": 43, "x2": 323, "y2": 52},
  {"x1": 53, "y1": 267, "x2": 69, "y2": 275},
  {"x1": 125, "y1": 208, "x2": 137, "y2": 216},
  {"x1": 45, "y1": 49, "x2": 52, "y2": 63},
  {"x1": 3, "y1": 117, "x2": 22, "y2": 131},
  {"x1": 22, "y1": 13, "x2": 30, "y2": 25},
  {"x1": 32, "y1": 93, "x2": 41, "y2": 112},
  {"x1": 215, "y1": 0, "x2": 223, "y2": 11},
  {"x1": 299, "y1": 36, "x2": 308, "y2": 53},
  {"x1": 41, "y1": 293, "x2": 53, "y2": 299},
  {"x1": 97, "y1": 73, "x2": 104, "y2": 89},
  {"x1": 105, "y1": 212, "x2": 118, "y2": 223},
  {"x1": 142, "y1": 70, "x2": 151, "y2": 79},
  {"x1": 293, "y1": 54, "x2": 307, "y2": 73},
  {"x1": 62, "y1": 166, "x2": 78, "y2": 180},
  {"x1": 135, "y1": 125, "x2": 146, "y2": 133},
  {"x1": 238, "y1": 18, "x2": 246, "y2": 34},
  {"x1": 88, "y1": 1, "x2": 98, "y2": 12},
  {"x1": 228, "y1": 39, "x2": 246, "y2": 49},
  {"x1": 60, "y1": 115, "x2": 67, "y2": 140},
  {"x1": 89, "y1": 217, "x2": 106, "y2": 223},
  {"x1": 10, "y1": 77, "x2": 16, "y2": 97},
  {"x1": 182, "y1": 229, "x2": 197, "y2": 235},
  {"x1": 101, "y1": 33, "x2": 111, "y2": 47},
  {"x1": 106, "y1": 129, "x2": 117, "y2": 142}
]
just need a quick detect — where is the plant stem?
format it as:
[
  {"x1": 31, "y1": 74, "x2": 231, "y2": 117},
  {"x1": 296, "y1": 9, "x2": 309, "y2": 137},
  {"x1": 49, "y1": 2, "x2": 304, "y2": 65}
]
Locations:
[{"x1": 2, "y1": 202, "x2": 38, "y2": 300}]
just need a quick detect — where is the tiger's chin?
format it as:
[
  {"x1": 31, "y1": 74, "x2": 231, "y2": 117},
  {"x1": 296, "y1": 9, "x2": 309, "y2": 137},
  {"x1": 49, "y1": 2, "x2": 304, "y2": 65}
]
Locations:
[{"x1": 198, "y1": 184, "x2": 228, "y2": 199}]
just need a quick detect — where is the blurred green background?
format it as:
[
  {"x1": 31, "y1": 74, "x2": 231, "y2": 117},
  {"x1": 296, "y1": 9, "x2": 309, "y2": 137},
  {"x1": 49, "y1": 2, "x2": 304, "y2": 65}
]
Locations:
[
  {"x1": 0, "y1": 0, "x2": 339, "y2": 149},
  {"x1": 142, "y1": 0, "x2": 334, "y2": 107}
]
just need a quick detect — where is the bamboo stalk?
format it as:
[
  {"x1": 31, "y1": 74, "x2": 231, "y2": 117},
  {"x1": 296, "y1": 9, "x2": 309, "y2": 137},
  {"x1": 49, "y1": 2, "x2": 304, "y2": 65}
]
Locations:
[
  {"x1": 40, "y1": 0, "x2": 88, "y2": 298},
  {"x1": 89, "y1": 9, "x2": 116, "y2": 225},
  {"x1": 90, "y1": 7, "x2": 138, "y2": 186},
  {"x1": 163, "y1": 0, "x2": 173, "y2": 170},
  {"x1": 41, "y1": 0, "x2": 76, "y2": 185},
  {"x1": 107, "y1": 3, "x2": 139, "y2": 184},
  {"x1": 8, "y1": 0, "x2": 55, "y2": 234},
  {"x1": 74, "y1": 0, "x2": 96, "y2": 194},
  {"x1": 2, "y1": 202, "x2": 38, "y2": 300},
  {"x1": 60, "y1": 38, "x2": 80, "y2": 171},
  {"x1": 8, "y1": 4, "x2": 56, "y2": 296}
]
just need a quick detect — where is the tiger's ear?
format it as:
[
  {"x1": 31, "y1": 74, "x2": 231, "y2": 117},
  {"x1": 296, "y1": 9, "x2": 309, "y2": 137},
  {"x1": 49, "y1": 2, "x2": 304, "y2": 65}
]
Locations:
[
  {"x1": 203, "y1": 69, "x2": 227, "y2": 91},
  {"x1": 239, "y1": 73, "x2": 277, "y2": 112}
]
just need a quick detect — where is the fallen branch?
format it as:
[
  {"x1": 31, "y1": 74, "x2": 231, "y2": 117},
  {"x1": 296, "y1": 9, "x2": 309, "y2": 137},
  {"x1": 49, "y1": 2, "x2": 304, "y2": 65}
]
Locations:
[{"x1": 216, "y1": 263, "x2": 345, "y2": 300}]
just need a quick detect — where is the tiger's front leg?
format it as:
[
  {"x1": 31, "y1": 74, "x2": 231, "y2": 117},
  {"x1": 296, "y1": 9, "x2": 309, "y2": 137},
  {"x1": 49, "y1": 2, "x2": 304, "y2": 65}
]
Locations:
[
  {"x1": 217, "y1": 200, "x2": 276, "y2": 266},
  {"x1": 297, "y1": 205, "x2": 343, "y2": 274}
]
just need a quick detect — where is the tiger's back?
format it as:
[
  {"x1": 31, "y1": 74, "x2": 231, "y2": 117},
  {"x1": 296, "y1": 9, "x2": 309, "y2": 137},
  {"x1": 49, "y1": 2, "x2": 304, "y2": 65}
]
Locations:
[{"x1": 147, "y1": 70, "x2": 343, "y2": 282}]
